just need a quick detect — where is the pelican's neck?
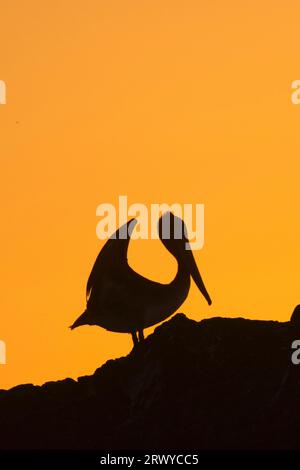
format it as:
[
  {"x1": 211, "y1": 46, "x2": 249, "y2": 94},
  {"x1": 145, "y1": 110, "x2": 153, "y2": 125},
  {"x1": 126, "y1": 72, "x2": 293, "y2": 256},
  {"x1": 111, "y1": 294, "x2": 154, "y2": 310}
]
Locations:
[
  {"x1": 142, "y1": 249, "x2": 191, "y2": 329},
  {"x1": 167, "y1": 251, "x2": 190, "y2": 303}
]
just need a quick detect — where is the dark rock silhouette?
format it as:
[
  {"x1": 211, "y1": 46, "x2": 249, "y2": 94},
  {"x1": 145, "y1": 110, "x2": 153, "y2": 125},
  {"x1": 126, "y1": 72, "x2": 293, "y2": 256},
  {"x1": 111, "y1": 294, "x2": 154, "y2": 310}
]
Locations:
[
  {"x1": 0, "y1": 313, "x2": 300, "y2": 450},
  {"x1": 290, "y1": 304, "x2": 300, "y2": 326}
]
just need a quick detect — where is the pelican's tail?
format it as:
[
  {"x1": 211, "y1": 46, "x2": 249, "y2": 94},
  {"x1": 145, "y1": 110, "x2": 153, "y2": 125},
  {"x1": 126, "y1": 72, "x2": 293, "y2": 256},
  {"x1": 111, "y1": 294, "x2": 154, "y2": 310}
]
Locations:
[{"x1": 69, "y1": 310, "x2": 89, "y2": 330}]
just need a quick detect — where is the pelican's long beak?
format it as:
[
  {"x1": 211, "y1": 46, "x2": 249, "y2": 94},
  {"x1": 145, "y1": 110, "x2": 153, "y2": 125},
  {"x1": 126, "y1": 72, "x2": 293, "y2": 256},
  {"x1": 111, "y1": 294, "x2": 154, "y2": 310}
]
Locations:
[{"x1": 185, "y1": 245, "x2": 212, "y2": 305}]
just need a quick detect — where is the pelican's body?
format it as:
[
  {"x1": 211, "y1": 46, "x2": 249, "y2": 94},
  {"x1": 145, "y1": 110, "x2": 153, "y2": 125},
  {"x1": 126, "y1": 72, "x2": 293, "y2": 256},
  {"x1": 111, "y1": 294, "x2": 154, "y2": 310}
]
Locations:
[{"x1": 71, "y1": 213, "x2": 212, "y2": 345}]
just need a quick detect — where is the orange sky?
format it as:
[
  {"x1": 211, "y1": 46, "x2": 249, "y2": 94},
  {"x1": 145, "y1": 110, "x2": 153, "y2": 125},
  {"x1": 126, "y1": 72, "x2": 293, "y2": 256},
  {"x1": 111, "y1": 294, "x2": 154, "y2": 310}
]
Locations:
[{"x1": 0, "y1": 0, "x2": 300, "y2": 389}]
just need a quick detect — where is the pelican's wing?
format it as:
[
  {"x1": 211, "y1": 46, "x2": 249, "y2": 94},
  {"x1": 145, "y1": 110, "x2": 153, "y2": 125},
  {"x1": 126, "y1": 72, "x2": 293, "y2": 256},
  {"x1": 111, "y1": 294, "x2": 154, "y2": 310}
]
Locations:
[{"x1": 86, "y1": 218, "x2": 137, "y2": 300}]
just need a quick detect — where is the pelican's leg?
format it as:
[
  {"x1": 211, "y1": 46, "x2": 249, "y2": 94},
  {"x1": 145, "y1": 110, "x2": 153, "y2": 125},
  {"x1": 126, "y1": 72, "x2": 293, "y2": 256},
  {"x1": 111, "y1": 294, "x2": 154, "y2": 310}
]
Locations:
[
  {"x1": 131, "y1": 331, "x2": 138, "y2": 347},
  {"x1": 138, "y1": 329, "x2": 144, "y2": 342}
]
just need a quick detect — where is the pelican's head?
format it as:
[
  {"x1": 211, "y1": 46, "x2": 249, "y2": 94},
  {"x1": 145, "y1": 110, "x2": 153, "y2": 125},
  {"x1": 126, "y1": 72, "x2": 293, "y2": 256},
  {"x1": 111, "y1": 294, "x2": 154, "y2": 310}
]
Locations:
[{"x1": 158, "y1": 212, "x2": 212, "y2": 306}]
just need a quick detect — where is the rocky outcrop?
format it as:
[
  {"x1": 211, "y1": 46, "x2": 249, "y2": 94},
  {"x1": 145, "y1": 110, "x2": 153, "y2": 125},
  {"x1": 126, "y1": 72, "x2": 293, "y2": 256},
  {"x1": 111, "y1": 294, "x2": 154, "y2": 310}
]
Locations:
[{"x1": 0, "y1": 312, "x2": 300, "y2": 449}]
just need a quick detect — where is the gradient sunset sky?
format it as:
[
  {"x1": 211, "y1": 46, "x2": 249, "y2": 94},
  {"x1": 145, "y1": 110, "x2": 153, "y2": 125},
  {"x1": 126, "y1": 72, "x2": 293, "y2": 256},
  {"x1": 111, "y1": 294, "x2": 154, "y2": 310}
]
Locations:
[{"x1": 1, "y1": 0, "x2": 300, "y2": 389}]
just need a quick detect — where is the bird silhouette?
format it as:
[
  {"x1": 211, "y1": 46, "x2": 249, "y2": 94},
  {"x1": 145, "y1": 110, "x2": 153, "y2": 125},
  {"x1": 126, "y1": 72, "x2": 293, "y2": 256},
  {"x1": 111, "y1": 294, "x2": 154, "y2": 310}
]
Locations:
[{"x1": 70, "y1": 212, "x2": 212, "y2": 346}]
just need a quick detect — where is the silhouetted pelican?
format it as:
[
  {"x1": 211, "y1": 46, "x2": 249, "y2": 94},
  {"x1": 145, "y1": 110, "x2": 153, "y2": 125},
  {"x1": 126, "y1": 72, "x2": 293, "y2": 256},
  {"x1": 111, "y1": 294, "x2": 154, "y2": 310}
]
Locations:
[{"x1": 70, "y1": 212, "x2": 212, "y2": 346}]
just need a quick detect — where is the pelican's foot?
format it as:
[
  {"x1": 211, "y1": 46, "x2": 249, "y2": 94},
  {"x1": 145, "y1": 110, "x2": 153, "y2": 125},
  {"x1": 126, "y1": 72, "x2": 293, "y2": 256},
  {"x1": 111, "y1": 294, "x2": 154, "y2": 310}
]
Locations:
[
  {"x1": 131, "y1": 331, "x2": 139, "y2": 348},
  {"x1": 138, "y1": 329, "x2": 144, "y2": 342},
  {"x1": 131, "y1": 330, "x2": 145, "y2": 350}
]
